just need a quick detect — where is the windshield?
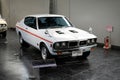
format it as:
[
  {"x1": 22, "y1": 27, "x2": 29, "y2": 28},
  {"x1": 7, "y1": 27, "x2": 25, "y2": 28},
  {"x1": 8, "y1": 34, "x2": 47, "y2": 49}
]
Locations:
[{"x1": 38, "y1": 17, "x2": 72, "y2": 29}]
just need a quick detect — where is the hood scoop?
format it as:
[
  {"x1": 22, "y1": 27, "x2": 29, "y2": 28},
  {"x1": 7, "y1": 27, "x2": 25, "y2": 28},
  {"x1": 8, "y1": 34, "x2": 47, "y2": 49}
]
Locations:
[
  {"x1": 56, "y1": 31, "x2": 64, "y2": 34},
  {"x1": 69, "y1": 30, "x2": 78, "y2": 33}
]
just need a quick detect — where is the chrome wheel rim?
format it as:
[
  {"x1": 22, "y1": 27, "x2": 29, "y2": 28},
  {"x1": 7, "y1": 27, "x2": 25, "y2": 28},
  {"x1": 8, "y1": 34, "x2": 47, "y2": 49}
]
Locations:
[
  {"x1": 41, "y1": 47, "x2": 47, "y2": 60},
  {"x1": 19, "y1": 36, "x2": 23, "y2": 44}
]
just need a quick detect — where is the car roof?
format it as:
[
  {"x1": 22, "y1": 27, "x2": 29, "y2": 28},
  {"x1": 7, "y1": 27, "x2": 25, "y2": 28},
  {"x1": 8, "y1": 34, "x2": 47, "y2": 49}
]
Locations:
[{"x1": 26, "y1": 14, "x2": 65, "y2": 18}]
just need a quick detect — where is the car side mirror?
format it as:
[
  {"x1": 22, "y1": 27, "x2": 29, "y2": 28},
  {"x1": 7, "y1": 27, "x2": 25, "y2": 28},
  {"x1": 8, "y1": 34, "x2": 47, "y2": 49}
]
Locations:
[{"x1": 45, "y1": 30, "x2": 48, "y2": 34}]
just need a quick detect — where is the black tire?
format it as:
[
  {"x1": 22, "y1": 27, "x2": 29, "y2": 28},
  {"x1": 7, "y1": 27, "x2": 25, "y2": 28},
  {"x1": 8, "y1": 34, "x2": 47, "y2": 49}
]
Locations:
[
  {"x1": 2, "y1": 31, "x2": 7, "y2": 38},
  {"x1": 40, "y1": 44, "x2": 51, "y2": 60},
  {"x1": 77, "y1": 51, "x2": 90, "y2": 59},
  {"x1": 19, "y1": 34, "x2": 30, "y2": 48},
  {"x1": 82, "y1": 51, "x2": 90, "y2": 59}
]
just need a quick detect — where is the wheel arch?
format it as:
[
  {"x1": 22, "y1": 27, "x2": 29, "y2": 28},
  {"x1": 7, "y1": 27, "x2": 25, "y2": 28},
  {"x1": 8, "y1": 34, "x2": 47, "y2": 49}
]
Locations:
[
  {"x1": 39, "y1": 42, "x2": 46, "y2": 50},
  {"x1": 39, "y1": 41, "x2": 52, "y2": 60},
  {"x1": 18, "y1": 32, "x2": 21, "y2": 36},
  {"x1": 39, "y1": 42, "x2": 51, "y2": 53}
]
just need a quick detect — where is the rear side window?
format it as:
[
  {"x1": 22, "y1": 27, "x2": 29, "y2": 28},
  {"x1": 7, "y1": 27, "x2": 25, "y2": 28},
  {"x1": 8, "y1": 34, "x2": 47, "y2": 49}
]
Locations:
[{"x1": 24, "y1": 17, "x2": 37, "y2": 29}]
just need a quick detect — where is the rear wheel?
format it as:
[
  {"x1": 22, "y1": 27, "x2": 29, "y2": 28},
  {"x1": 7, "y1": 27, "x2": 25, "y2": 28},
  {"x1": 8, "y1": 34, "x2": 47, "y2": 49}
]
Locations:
[
  {"x1": 19, "y1": 34, "x2": 29, "y2": 48},
  {"x1": 40, "y1": 44, "x2": 51, "y2": 60}
]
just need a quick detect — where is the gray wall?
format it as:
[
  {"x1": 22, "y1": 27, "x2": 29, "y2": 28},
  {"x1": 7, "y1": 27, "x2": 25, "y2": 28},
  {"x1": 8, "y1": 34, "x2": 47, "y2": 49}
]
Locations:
[
  {"x1": 0, "y1": 0, "x2": 1, "y2": 14},
  {"x1": 1, "y1": 0, "x2": 10, "y2": 21},
  {"x1": 1, "y1": 0, "x2": 49, "y2": 28},
  {"x1": 57, "y1": 0, "x2": 120, "y2": 46},
  {"x1": 57, "y1": 0, "x2": 70, "y2": 18}
]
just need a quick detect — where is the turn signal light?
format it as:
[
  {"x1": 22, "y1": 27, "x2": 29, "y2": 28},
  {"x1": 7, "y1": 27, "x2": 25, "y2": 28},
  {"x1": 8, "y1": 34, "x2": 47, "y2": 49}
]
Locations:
[
  {"x1": 57, "y1": 51, "x2": 62, "y2": 55},
  {"x1": 91, "y1": 48, "x2": 95, "y2": 51}
]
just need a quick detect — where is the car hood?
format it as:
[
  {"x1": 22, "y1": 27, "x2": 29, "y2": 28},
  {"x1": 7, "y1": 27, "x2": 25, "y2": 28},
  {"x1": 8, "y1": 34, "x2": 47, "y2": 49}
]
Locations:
[
  {"x1": 45, "y1": 27, "x2": 97, "y2": 42},
  {"x1": 0, "y1": 19, "x2": 7, "y2": 24}
]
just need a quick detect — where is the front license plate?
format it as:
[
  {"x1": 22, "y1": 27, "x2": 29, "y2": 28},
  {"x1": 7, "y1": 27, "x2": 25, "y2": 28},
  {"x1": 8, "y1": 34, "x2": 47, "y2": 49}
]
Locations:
[{"x1": 72, "y1": 50, "x2": 83, "y2": 57}]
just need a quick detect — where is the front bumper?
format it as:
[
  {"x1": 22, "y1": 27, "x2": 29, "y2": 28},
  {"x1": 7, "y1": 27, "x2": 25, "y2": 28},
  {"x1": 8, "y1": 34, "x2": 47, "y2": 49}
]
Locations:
[
  {"x1": 52, "y1": 44, "x2": 97, "y2": 56},
  {"x1": 79, "y1": 44, "x2": 97, "y2": 52},
  {"x1": 0, "y1": 27, "x2": 7, "y2": 33}
]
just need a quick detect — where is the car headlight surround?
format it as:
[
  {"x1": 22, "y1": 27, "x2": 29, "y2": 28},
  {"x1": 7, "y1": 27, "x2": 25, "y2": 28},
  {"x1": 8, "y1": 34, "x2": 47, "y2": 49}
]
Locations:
[
  {"x1": 2, "y1": 24, "x2": 6, "y2": 27},
  {"x1": 87, "y1": 39, "x2": 91, "y2": 44},
  {"x1": 53, "y1": 42, "x2": 68, "y2": 50},
  {"x1": 91, "y1": 39, "x2": 94, "y2": 43},
  {"x1": 0, "y1": 24, "x2": 7, "y2": 27},
  {"x1": 87, "y1": 38, "x2": 97, "y2": 45},
  {"x1": 61, "y1": 42, "x2": 66, "y2": 46},
  {"x1": 56, "y1": 43, "x2": 60, "y2": 47},
  {"x1": 87, "y1": 39, "x2": 89, "y2": 43}
]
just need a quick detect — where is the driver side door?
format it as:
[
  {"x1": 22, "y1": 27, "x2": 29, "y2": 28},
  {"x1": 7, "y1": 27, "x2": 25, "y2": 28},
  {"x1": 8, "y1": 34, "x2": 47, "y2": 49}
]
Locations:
[{"x1": 24, "y1": 17, "x2": 38, "y2": 47}]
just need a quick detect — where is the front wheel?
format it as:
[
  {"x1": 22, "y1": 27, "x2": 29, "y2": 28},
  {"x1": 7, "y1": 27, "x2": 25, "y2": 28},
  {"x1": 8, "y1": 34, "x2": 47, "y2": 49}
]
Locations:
[
  {"x1": 40, "y1": 44, "x2": 51, "y2": 60},
  {"x1": 77, "y1": 51, "x2": 90, "y2": 59},
  {"x1": 2, "y1": 31, "x2": 7, "y2": 38},
  {"x1": 82, "y1": 51, "x2": 90, "y2": 58}
]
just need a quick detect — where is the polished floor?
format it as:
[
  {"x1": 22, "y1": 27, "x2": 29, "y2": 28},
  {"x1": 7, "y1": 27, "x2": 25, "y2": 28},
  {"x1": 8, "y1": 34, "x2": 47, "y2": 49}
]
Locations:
[{"x1": 0, "y1": 30, "x2": 120, "y2": 80}]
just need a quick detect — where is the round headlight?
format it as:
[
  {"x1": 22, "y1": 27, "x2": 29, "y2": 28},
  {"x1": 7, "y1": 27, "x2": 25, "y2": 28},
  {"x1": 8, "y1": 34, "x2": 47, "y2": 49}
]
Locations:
[
  {"x1": 56, "y1": 43, "x2": 60, "y2": 47},
  {"x1": 91, "y1": 39, "x2": 94, "y2": 43},
  {"x1": 62, "y1": 42, "x2": 66, "y2": 46},
  {"x1": 87, "y1": 40, "x2": 90, "y2": 43},
  {"x1": 3, "y1": 24, "x2": 6, "y2": 27}
]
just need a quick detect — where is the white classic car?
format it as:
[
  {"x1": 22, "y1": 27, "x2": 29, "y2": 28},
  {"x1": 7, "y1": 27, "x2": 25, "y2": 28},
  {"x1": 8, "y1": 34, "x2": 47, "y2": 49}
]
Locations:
[
  {"x1": 0, "y1": 15, "x2": 7, "y2": 38},
  {"x1": 16, "y1": 14, "x2": 97, "y2": 60}
]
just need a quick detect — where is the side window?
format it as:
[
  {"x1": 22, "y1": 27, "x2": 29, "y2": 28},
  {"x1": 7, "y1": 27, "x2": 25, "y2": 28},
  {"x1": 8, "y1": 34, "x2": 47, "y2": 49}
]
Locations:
[{"x1": 24, "y1": 17, "x2": 37, "y2": 29}]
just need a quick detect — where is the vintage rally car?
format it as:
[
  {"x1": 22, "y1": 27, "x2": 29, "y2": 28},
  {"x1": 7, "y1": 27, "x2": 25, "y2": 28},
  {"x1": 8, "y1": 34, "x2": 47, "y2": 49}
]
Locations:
[
  {"x1": 16, "y1": 14, "x2": 97, "y2": 60},
  {"x1": 0, "y1": 15, "x2": 7, "y2": 38}
]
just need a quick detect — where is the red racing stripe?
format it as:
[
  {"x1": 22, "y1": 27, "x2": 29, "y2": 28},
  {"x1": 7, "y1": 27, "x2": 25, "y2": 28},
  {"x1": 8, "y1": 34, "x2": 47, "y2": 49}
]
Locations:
[{"x1": 16, "y1": 26, "x2": 53, "y2": 43}]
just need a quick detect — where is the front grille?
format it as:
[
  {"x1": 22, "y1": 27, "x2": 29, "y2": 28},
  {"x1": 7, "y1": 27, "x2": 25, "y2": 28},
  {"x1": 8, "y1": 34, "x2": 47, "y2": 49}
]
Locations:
[
  {"x1": 69, "y1": 41, "x2": 78, "y2": 48},
  {"x1": 79, "y1": 40, "x2": 87, "y2": 46},
  {"x1": 53, "y1": 41, "x2": 79, "y2": 51}
]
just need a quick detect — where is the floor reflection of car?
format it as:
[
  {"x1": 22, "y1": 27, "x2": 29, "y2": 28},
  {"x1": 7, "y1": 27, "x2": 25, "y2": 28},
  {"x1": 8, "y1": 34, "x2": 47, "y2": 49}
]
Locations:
[
  {"x1": 16, "y1": 14, "x2": 97, "y2": 60},
  {"x1": 0, "y1": 15, "x2": 7, "y2": 38}
]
